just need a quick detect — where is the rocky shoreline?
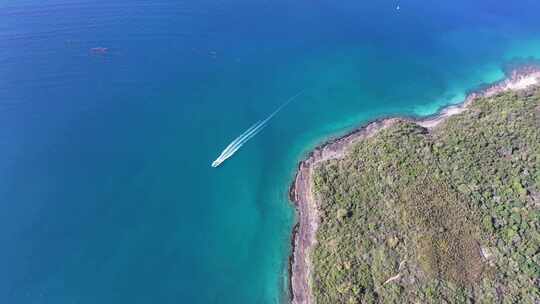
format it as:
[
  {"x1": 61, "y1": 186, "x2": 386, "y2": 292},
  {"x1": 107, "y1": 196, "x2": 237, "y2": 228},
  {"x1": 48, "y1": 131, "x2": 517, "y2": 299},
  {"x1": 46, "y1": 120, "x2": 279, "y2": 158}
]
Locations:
[{"x1": 288, "y1": 66, "x2": 540, "y2": 304}]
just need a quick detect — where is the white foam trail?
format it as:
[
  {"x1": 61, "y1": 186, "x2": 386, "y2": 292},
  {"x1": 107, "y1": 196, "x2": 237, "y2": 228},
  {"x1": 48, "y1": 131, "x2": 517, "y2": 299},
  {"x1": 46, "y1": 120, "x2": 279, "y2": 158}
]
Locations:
[
  {"x1": 218, "y1": 120, "x2": 263, "y2": 156},
  {"x1": 211, "y1": 90, "x2": 304, "y2": 167},
  {"x1": 212, "y1": 123, "x2": 265, "y2": 167},
  {"x1": 212, "y1": 120, "x2": 263, "y2": 164},
  {"x1": 211, "y1": 118, "x2": 268, "y2": 167}
]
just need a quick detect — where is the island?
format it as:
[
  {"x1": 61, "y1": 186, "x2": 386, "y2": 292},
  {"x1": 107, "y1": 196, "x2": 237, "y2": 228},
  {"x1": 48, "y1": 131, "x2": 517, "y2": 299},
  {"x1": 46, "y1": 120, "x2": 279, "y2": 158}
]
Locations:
[{"x1": 289, "y1": 67, "x2": 540, "y2": 303}]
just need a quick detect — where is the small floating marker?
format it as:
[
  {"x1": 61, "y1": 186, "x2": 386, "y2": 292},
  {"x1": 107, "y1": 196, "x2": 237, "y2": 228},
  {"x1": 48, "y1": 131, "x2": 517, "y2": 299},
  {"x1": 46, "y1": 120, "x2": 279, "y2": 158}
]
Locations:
[{"x1": 396, "y1": 5, "x2": 400, "y2": 10}]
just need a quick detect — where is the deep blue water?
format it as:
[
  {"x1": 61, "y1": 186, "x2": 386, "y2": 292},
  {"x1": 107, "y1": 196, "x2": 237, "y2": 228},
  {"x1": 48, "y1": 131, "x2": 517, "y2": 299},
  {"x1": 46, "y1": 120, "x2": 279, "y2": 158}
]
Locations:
[{"x1": 1, "y1": 0, "x2": 540, "y2": 303}]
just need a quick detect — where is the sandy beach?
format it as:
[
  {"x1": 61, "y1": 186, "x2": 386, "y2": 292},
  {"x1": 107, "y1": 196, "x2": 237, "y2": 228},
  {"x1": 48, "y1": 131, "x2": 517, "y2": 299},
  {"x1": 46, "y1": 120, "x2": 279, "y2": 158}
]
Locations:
[{"x1": 288, "y1": 66, "x2": 540, "y2": 304}]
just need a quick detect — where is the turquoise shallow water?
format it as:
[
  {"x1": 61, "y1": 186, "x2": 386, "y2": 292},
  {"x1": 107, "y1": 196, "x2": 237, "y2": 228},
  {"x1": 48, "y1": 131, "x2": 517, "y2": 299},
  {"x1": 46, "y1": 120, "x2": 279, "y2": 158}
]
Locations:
[{"x1": 1, "y1": 1, "x2": 540, "y2": 303}]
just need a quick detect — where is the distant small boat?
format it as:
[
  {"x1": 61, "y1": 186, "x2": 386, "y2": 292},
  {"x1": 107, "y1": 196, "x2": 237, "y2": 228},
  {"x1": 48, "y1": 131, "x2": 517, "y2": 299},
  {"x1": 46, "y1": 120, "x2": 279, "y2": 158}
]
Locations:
[
  {"x1": 91, "y1": 47, "x2": 108, "y2": 54},
  {"x1": 211, "y1": 90, "x2": 304, "y2": 168}
]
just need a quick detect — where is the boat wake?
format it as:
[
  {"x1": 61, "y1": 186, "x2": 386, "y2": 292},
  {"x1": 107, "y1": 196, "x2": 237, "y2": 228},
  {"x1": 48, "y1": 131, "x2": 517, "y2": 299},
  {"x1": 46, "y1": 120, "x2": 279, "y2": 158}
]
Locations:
[{"x1": 211, "y1": 90, "x2": 304, "y2": 168}]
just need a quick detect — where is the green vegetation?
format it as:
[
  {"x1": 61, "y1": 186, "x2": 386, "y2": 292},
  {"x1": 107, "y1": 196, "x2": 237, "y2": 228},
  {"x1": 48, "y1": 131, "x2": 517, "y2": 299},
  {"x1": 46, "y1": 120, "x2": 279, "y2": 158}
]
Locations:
[{"x1": 311, "y1": 88, "x2": 540, "y2": 303}]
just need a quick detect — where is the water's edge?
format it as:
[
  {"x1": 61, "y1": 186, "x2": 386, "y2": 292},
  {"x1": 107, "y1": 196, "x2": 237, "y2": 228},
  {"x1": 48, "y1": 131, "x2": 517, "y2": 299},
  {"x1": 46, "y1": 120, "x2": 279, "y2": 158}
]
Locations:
[{"x1": 287, "y1": 65, "x2": 540, "y2": 304}]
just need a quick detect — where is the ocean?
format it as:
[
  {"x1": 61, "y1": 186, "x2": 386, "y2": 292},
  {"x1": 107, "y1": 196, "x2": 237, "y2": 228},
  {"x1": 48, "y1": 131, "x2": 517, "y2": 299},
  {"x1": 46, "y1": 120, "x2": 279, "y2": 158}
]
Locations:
[{"x1": 1, "y1": 0, "x2": 540, "y2": 303}]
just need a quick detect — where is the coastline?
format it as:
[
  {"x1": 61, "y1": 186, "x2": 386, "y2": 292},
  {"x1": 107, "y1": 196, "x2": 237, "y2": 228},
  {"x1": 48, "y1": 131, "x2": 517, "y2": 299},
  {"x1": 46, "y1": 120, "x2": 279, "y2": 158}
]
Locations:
[{"x1": 287, "y1": 65, "x2": 540, "y2": 304}]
